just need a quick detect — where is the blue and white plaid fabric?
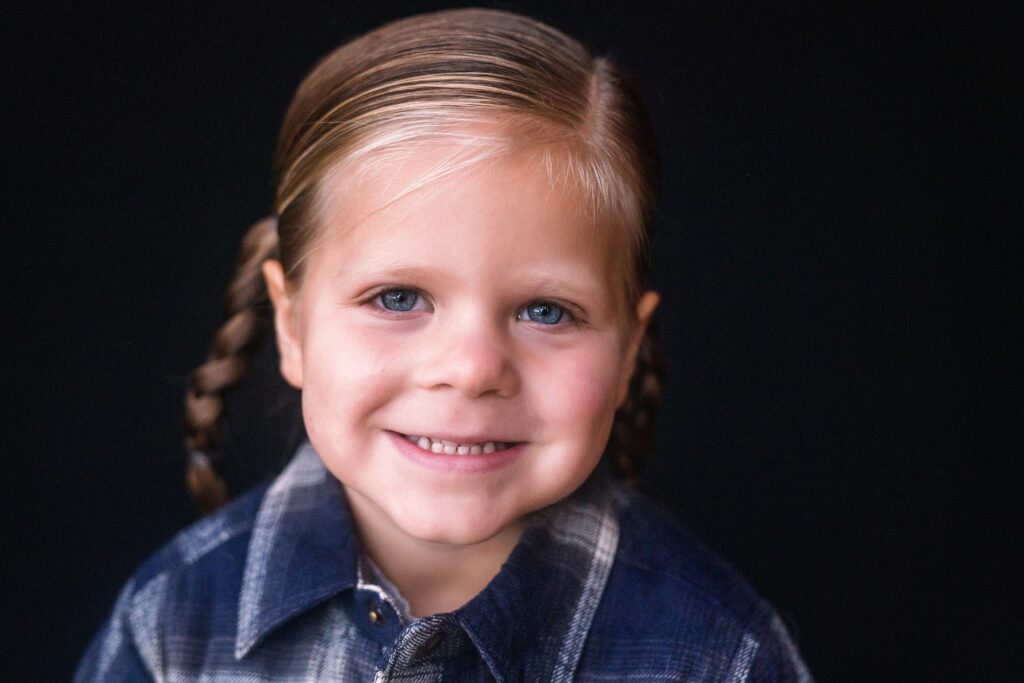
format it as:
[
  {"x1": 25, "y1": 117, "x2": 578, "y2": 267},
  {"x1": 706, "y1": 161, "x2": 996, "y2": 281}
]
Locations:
[{"x1": 76, "y1": 442, "x2": 812, "y2": 681}]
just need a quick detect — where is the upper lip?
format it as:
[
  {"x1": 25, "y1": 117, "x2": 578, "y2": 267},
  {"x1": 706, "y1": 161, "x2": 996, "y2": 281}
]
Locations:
[{"x1": 389, "y1": 429, "x2": 522, "y2": 444}]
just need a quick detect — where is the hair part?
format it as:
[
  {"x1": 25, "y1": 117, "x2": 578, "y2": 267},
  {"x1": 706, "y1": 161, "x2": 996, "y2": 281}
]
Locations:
[
  {"x1": 185, "y1": 7, "x2": 663, "y2": 512},
  {"x1": 273, "y1": 8, "x2": 658, "y2": 293}
]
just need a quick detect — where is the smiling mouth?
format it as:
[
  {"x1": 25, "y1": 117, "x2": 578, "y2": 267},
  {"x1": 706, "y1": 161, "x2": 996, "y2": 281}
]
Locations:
[{"x1": 400, "y1": 434, "x2": 517, "y2": 455}]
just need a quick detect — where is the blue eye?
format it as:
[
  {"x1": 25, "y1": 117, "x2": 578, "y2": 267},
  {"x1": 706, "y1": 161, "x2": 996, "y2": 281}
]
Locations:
[
  {"x1": 519, "y1": 301, "x2": 564, "y2": 325},
  {"x1": 379, "y1": 289, "x2": 419, "y2": 312}
]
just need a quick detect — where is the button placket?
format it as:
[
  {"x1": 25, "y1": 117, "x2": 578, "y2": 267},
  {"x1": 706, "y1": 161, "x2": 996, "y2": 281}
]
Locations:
[
  {"x1": 368, "y1": 600, "x2": 385, "y2": 626},
  {"x1": 414, "y1": 630, "x2": 444, "y2": 659},
  {"x1": 376, "y1": 615, "x2": 459, "y2": 678}
]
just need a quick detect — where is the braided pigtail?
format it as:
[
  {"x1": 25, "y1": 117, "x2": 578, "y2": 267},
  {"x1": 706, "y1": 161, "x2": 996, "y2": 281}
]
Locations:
[
  {"x1": 611, "y1": 320, "x2": 664, "y2": 485},
  {"x1": 184, "y1": 216, "x2": 280, "y2": 514}
]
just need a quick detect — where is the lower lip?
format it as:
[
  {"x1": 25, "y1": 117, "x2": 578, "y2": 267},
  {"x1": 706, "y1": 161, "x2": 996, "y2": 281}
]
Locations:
[{"x1": 386, "y1": 431, "x2": 526, "y2": 474}]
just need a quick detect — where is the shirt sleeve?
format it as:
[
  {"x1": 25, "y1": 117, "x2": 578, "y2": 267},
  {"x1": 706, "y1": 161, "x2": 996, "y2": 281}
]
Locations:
[{"x1": 73, "y1": 579, "x2": 155, "y2": 682}]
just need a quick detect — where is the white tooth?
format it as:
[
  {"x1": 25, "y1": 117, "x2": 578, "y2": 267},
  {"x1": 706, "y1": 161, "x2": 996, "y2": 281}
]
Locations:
[
  {"x1": 457, "y1": 445, "x2": 470, "y2": 455},
  {"x1": 482, "y1": 442, "x2": 496, "y2": 454},
  {"x1": 431, "y1": 441, "x2": 443, "y2": 453},
  {"x1": 441, "y1": 440, "x2": 457, "y2": 446},
  {"x1": 417, "y1": 436, "x2": 431, "y2": 450},
  {"x1": 469, "y1": 445, "x2": 482, "y2": 455},
  {"x1": 443, "y1": 444, "x2": 457, "y2": 455}
]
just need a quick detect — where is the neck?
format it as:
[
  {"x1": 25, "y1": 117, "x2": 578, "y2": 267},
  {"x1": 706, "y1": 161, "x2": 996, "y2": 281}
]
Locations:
[{"x1": 346, "y1": 491, "x2": 527, "y2": 618}]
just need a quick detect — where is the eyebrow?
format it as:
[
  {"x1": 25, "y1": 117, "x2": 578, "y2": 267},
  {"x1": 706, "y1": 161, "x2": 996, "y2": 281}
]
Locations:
[
  {"x1": 343, "y1": 264, "x2": 435, "y2": 282},
  {"x1": 517, "y1": 273, "x2": 607, "y2": 301},
  {"x1": 340, "y1": 264, "x2": 608, "y2": 301}
]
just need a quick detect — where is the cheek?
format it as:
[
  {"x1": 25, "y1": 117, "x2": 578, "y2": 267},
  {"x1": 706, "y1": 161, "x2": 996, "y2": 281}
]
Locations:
[
  {"x1": 529, "y1": 340, "x2": 625, "y2": 442},
  {"x1": 299, "y1": 321, "x2": 407, "y2": 444}
]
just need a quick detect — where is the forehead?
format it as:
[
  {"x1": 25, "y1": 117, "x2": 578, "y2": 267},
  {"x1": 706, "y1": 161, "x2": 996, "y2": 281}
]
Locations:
[{"x1": 309, "y1": 138, "x2": 632, "y2": 298}]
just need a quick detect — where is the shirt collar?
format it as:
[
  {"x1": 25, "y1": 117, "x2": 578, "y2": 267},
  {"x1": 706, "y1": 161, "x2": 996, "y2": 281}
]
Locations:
[
  {"x1": 235, "y1": 442, "x2": 357, "y2": 659},
  {"x1": 455, "y1": 471, "x2": 622, "y2": 682},
  {"x1": 234, "y1": 442, "x2": 623, "y2": 680}
]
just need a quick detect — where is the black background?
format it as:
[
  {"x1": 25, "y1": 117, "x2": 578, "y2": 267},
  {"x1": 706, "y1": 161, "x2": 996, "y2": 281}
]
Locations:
[{"x1": 4, "y1": 1, "x2": 1018, "y2": 680}]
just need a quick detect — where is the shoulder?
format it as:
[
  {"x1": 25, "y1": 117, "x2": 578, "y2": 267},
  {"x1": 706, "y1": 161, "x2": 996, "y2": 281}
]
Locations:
[
  {"x1": 581, "y1": 488, "x2": 813, "y2": 681},
  {"x1": 129, "y1": 482, "x2": 269, "y2": 593},
  {"x1": 611, "y1": 492, "x2": 765, "y2": 623},
  {"x1": 75, "y1": 484, "x2": 271, "y2": 681}
]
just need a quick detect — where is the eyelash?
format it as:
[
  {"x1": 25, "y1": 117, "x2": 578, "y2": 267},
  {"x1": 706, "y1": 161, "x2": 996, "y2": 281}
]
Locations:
[
  {"x1": 363, "y1": 287, "x2": 585, "y2": 326},
  {"x1": 516, "y1": 300, "x2": 578, "y2": 326},
  {"x1": 364, "y1": 287, "x2": 430, "y2": 315}
]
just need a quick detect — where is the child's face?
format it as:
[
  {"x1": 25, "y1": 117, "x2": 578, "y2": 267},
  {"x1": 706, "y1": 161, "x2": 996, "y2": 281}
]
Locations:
[{"x1": 265, "y1": 141, "x2": 657, "y2": 547}]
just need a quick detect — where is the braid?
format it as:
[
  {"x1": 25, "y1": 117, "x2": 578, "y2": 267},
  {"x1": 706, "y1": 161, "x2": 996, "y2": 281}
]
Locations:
[
  {"x1": 184, "y1": 216, "x2": 280, "y2": 514},
  {"x1": 611, "y1": 320, "x2": 664, "y2": 485}
]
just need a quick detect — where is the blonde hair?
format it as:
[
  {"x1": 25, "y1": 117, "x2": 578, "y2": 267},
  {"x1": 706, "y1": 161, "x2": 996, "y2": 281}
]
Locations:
[{"x1": 185, "y1": 7, "x2": 663, "y2": 513}]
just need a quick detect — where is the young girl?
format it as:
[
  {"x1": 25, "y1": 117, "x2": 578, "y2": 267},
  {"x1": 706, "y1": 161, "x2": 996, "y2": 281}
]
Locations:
[{"x1": 77, "y1": 8, "x2": 811, "y2": 681}]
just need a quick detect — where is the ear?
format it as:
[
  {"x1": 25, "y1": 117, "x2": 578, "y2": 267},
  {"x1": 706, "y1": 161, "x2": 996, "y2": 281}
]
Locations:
[
  {"x1": 262, "y1": 260, "x2": 304, "y2": 389},
  {"x1": 616, "y1": 290, "x2": 660, "y2": 406}
]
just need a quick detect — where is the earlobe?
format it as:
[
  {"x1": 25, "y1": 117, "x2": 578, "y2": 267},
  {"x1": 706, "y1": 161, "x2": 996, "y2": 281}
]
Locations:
[
  {"x1": 616, "y1": 290, "x2": 660, "y2": 406},
  {"x1": 262, "y1": 260, "x2": 304, "y2": 389}
]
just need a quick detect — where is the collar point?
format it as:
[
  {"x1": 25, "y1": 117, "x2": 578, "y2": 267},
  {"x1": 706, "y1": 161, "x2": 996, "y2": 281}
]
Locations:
[{"x1": 234, "y1": 636, "x2": 256, "y2": 661}]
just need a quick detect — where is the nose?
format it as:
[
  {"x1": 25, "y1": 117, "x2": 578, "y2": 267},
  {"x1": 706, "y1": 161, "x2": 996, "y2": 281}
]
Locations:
[{"x1": 414, "y1": 317, "x2": 521, "y2": 399}]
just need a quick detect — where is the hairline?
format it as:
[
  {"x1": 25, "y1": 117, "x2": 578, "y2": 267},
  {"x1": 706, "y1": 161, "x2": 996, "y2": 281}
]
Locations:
[{"x1": 282, "y1": 116, "x2": 645, "y2": 305}]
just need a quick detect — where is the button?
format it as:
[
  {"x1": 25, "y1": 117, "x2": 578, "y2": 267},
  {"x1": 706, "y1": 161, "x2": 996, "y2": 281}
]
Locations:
[
  {"x1": 368, "y1": 601, "x2": 385, "y2": 625},
  {"x1": 415, "y1": 631, "x2": 444, "y2": 658}
]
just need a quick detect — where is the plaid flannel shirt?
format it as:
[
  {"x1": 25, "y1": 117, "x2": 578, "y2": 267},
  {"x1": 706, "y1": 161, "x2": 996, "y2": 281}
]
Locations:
[{"x1": 76, "y1": 442, "x2": 812, "y2": 681}]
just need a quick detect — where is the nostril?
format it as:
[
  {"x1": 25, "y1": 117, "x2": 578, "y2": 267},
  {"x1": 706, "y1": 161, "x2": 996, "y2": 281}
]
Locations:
[{"x1": 424, "y1": 358, "x2": 519, "y2": 398}]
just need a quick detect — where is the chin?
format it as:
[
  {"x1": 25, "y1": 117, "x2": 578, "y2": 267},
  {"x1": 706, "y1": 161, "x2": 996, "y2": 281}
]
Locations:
[{"x1": 393, "y1": 505, "x2": 521, "y2": 546}]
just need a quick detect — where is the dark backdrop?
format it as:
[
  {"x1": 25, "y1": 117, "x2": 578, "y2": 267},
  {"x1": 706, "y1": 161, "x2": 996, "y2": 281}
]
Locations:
[{"x1": 4, "y1": 1, "x2": 1018, "y2": 680}]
